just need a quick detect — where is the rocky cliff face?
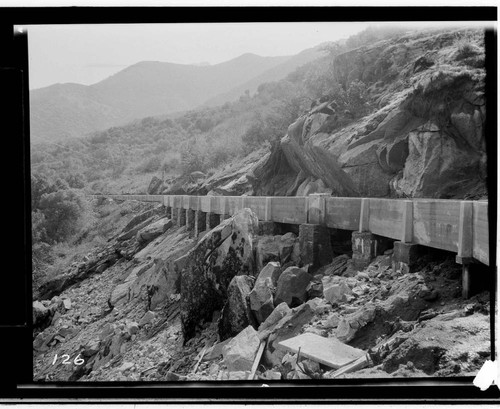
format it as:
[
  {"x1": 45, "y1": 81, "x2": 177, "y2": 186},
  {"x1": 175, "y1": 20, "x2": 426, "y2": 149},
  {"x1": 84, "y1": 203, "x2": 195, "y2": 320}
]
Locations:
[{"x1": 185, "y1": 28, "x2": 486, "y2": 200}]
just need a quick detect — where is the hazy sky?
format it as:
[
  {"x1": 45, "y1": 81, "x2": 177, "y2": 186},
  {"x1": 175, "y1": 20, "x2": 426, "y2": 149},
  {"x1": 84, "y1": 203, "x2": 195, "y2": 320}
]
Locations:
[
  {"x1": 25, "y1": 21, "x2": 492, "y2": 90},
  {"x1": 26, "y1": 22, "x2": 373, "y2": 89}
]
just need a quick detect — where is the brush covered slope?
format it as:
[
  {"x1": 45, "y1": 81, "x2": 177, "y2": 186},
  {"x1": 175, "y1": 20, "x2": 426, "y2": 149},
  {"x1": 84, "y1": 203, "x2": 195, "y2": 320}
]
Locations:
[{"x1": 169, "y1": 28, "x2": 487, "y2": 200}]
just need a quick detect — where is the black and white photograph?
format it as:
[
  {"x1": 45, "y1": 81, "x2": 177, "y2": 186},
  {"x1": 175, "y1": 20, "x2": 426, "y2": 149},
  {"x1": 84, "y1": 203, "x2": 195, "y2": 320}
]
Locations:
[{"x1": 18, "y1": 10, "x2": 495, "y2": 394}]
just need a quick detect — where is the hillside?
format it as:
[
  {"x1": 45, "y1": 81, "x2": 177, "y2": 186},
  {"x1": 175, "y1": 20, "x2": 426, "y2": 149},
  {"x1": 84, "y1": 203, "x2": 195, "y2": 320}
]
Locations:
[
  {"x1": 30, "y1": 53, "x2": 293, "y2": 142},
  {"x1": 202, "y1": 44, "x2": 328, "y2": 108},
  {"x1": 30, "y1": 26, "x2": 491, "y2": 384}
]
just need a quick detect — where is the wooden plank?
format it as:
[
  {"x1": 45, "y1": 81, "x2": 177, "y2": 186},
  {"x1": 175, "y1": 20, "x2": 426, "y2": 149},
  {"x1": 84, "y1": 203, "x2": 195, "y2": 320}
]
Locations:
[
  {"x1": 188, "y1": 195, "x2": 200, "y2": 211},
  {"x1": 401, "y1": 200, "x2": 413, "y2": 243},
  {"x1": 472, "y1": 201, "x2": 489, "y2": 265},
  {"x1": 359, "y1": 198, "x2": 370, "y2": 232},
  {"x1": 412, "y1": 200, "x2": 461, "y2": 252},
  {"x1": 220, "y1": 196, "x2": 228, "y2": 216},
  {"x1": 324, "y1": 197, "x2": 361, "y2": 230},
  {"x1": 248, "y1": 340, "x2": 266, "y2": 380},
  {"x1": 226, "y1": 196, "x2": 239, "y2": 215},
  {"x1": 327, "y1": 354, "x2": 371, "y2": 378},
  {"x1": 308, "y1": 194, "x2": 328, "y2": 225},
  {"x1": 198, "y1": 196, "x2": 212, "y2": 213},
  {"x1": 244, "y1": 196, "x2": 266, "y2": 220},
  {"x1": 264, "y1": 197, "x2": 272, "y2": 221},
  {"x1": 368, "y1": 199, "x2": 405, "y2": 240},
  {"x1": 271, "y1": 197, "x2": 307, "y2": 224},
  {"x1": 457, "y1": 201, "x2": 473, "y2": 258}
]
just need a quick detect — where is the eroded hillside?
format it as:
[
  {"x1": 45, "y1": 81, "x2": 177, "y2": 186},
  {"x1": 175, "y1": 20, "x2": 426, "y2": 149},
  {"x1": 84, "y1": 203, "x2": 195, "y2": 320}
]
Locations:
[{"x1": 166, "y1": 28, "x2": 487, "y2": 200}]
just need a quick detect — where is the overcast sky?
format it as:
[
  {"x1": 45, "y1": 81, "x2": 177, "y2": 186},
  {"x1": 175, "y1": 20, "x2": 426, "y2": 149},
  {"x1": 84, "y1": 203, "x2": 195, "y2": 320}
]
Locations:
[{"x1": 25, "y1": 21, "x2": 492, "y2": 90}]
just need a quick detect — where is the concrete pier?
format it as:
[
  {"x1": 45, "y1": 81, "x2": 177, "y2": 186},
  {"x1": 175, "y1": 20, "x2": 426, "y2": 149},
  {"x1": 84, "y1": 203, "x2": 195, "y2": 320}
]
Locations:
[{"x1": 299, "y1": 223, "x2": 333, "y2": 269}]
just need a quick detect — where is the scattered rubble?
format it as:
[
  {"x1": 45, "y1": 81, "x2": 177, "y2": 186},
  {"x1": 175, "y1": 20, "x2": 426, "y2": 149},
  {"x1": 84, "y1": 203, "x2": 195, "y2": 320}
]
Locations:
[{"x1": 33, "y1": 202, "x2": 491, "y2": 383}]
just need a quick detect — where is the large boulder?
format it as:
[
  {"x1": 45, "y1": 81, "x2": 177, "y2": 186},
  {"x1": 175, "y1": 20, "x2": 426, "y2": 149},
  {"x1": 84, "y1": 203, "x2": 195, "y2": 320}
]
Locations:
[
  {"x1": 33, "y1": 301, "x2": 52, "y2": 329},
  {"x1": 147, "y1": 176, "x2": 163, "y2": 194},
  {"x1": 274, "y1": 267, "x2": 312, "y2": 308},
  {"x1": 394, "y1": 121, "x2": 483, "y2": 198},
  {"x1": 249, "y1": 277, "x2": 275, "y2": 325},
  {"x1": 136, "y1": 217, "x2": 173, "y2": 244},
  {"x1": 176, "y1": 209, "x2": 259, "y2": 341},
  {"x1": 262, "y1": 302, "x2": 316, "y2": 366},
  {"x1": 218, "y1": 275, "x2": 256, "y2": 340},
  {"x1": 222, "y1": 325, "x2": 261, "y2": 372},
  {"x1": 117, "y1": 215, "x2": 157, "y2": 242},
  {"x1": 255, "y1": 236, "x2": 281, "y2": 273},
  {"x1": 279, "y1": 233, "x2": 300, "y2": 265},
  {"x1": 255, "y1": 262, "x2": 282, "y2": 287},
  {"x1": 322, "y1": 276, "x2": 353, "y2": 305}
]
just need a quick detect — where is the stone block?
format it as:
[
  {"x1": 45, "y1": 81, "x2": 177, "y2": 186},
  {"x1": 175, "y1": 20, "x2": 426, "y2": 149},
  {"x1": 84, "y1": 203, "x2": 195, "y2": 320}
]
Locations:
[
  {"x1": 351, "y1": 231, "x2": 378, "y2": 270},
  {"x1": 391, "y1": 241, "x2": 423, "y2": 274},
  {"x1": 299, "y1": 224, "x2": 333, "y2": 269},
  {"x1": 277, "y1": 332, "x2": 365, "y2": 369}
]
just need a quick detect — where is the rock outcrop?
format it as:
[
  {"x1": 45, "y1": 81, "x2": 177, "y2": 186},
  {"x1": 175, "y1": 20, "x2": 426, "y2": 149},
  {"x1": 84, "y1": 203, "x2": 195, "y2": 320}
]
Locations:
[
  {"x1": 251, "y1": 28, "x2": 486, "y2": 200},
  {"x1": 175, "y1": 209, "x2": 259, "y2": 341}
]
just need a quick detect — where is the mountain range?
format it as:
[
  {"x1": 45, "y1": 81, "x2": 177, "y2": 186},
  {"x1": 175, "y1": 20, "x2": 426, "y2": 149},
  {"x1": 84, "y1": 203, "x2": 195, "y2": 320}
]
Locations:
[{"x1": 30, "y1": 45, "x2": 327, "y2": 142}]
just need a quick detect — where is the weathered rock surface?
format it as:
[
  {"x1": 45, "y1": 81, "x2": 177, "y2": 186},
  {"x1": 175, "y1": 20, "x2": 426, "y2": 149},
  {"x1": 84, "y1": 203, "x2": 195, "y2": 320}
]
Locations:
[
  {"x1": 249, "y1": 277, "x2": 275, "y2": 325},
  {"x1": 136, "y1": 217, "x2": 172, "y2": 243},
  {"x1": 322, "y1": 276, "x2": 353, "y2": 305},
  {"x1": 218, "y1": 275, "x2": 256, "y2": 340},
  {"x1": 176, "y1": 209, "x2": 259, "y2": 341},
  {"x1": 274, "y1": 266, "x2": 312, "y2": 308},
  {"x1": 222, "y1": 325, "x2": 261, "y2": 372},
  {"x1": 250, "y1": 28, "x2": 486, "y2": 200}
]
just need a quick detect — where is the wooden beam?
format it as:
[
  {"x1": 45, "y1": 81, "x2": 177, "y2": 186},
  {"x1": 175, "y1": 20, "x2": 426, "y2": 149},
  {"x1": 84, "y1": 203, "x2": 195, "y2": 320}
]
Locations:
[
  {"x1": 401, "y1": 200, "x2": 413, "y2": 243},
  {"x1": 264, "y1": 197, "x2": 272, "y2": 221},
  {"x1": 359, "y1": 198, "x2": 370, "y2": 232},
  {"x1": 328, "y1": 353, "x2": 372, "y2": 378},
  {"x1": 458, "y1": 201, "x2": 473, "y2": 259},
  {"x1": 248, "y1": 340, "x2": 266, "y2": 380}
]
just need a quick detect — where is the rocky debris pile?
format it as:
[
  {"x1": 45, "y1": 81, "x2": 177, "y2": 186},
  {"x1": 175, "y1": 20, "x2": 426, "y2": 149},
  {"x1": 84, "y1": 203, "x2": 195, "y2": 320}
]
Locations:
[
  {"x1": 35, "y1": 201, "x2": 169, "y2": 301},
  {"x1": 33, "y1": 204, "x2": 491, "y2": 383}
]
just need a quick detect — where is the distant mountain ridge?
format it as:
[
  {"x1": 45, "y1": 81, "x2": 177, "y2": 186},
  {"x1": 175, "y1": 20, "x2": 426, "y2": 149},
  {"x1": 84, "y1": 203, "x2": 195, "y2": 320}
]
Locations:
[
  {"x1": 31, "y1": 53, "x2": 292, "y2": 142},
  {"x1": 31, "y1": 50, "x2": 326, "y2": 143},
  {"x1": 202, "y1": 44, "x2": 328, "y2": 107}
]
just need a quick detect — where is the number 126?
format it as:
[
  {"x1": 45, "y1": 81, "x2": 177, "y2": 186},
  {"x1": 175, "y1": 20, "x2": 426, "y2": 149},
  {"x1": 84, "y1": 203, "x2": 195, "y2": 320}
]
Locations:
[{"x1": 52, "y1": 353, "x2": 84, "y2": 366}]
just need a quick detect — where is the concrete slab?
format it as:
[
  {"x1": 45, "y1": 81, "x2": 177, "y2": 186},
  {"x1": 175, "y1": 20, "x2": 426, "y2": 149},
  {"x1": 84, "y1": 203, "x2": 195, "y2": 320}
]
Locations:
[{"x1": 277, "y1": 332, "x2": 365, "y2": 369}]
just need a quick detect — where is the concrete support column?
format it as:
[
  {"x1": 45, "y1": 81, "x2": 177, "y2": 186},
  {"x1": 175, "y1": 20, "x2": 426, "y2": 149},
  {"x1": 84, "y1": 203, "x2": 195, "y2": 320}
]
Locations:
[
  {"x1": 178, "y1": 208, "x2": 186, "y2": 227},
  {"x1": 299, "y1": 223, "x2": 333, "y2": 269},
  {"x1": 186, "y1": 209, "x2": 196, "y2": 236},
  {"x1": 352, "y1": 231, "x2": 378, "y2": 270},
  {"x1": 195, "y1": 210, "x2": 207, "y2": 237},
  {"x1": 172, "y1": 208, "x2": 179, "y2": 226},
  {"x1": 392, "y1": 241, "x2": 423, "y2": 274},
  {"x1": 206, "y1": 212, "x2": 219, "y2": 231}
]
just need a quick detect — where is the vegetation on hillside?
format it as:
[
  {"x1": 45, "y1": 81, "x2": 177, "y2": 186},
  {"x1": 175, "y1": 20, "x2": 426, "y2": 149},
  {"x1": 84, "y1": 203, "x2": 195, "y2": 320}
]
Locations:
[{"x1": 30, "y1": 25, "x2": 483, "y2": 285}]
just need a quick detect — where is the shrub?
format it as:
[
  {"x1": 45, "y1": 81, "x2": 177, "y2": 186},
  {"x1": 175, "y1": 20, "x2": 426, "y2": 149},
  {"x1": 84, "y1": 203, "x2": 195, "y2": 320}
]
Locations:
[
  {"x1": 136, "y1": 155, "x2": 162, "y2": 174},
  {"x1": 38, "y1": 189, "x2": 93, "y2": 243}
]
